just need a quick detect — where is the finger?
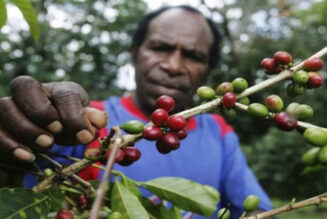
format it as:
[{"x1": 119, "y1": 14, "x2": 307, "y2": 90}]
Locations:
[
  {"x1": 10, "y1": 76, "x2": 63, "y2": 134},
  {"x1": 0, "y1": 97, "x2": 54, "y2": 148},
  {"x1": 0, "y1": 125, "x2": 35, "y2": 163},
  {"x1": 84, "y1": 107, "x2": 108, "y2": 129},
  {"x1": 49, "y1": 84, "x2": 93, "y2": 144}
]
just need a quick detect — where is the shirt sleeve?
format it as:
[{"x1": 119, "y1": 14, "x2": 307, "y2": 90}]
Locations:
[{"x1": 220, "y1": 131, "x2": 272, "y2": 218}]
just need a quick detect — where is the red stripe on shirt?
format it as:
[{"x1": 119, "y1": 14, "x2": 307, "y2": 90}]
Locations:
[{"x1": 210, "y1": 114, "x2": 233, "y2": 137}]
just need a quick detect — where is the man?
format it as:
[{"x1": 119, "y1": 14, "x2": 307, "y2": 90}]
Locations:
[{"x1": 0, "y1": 5, "x2": 271, "y2": 218}]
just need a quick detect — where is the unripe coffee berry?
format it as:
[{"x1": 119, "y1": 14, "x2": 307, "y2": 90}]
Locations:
[
  {"x1": 232, "y1": 77, "x2": 248, "y2": 93},
  {"x1": 122, "y1": 147, "x2": 141, "y2": 162},
  {"x1": 217, "y1": 208, "x2": 231, "y2": 219},
  {"x1": 84, "y1": 148, "x2": 102, "y2": 161},
  {"x1": 265, "y1": 94, "x2": 283, "y2": 112},
  {"x1": 108, "y1": 211, "x2": 122, "y2": 219},
  {"x1": 301, "y1": 147, "x2": 320, "y2": 166},
  {"x1": 261, "y1": 58, "x2": 275, "y2": 69},
  {"x1": 308, "y1": 72, "x2": 324, "y2": 88},
  {"x1": 57, "y1": 209, "x2": 73, "y2": 219},
  {"x1": 162, "y1": 132, "x2": 180, "y2": 150},
  {"x1": 77, "y1": 195, "x2": 88, "y2": 209},
  {"x1": 317, "y1": 145, "x2": 327, "y2": 165},
  {"x1": 293, "y1": 70, "x2": 309, "y2": 84},
  {"x1": 303, "y1": 127, "x2": 327, "y2": 147},
  {"x1": 273, "y1": 51, "x2": 292, "y2": 64},
  {"x1": 285, "y1": 102, "x2": 301, "y2": 118},
  {"x1": 248, "y1": 103, "x2": 269, "y2": 118},
  {"x1": 297, "y1": 104, "x2": 314, "y2": 121},
  {"x1": 196, "y1": 86, "x2": 216, "y2": 100},
  {"x1": 274, "y1": 112, "x2": 297, "y2": 131},
  {"x1": 243, "y1": 195, "x2": 260, "y2": 212},
  {"x1": 121, "y1": 120, "x2": 144, "y2": 134},
  {"x1": 216, "y1": 82, "x2": 234, "y2": 95},
  {"x1": 222, "y1": 92, "x2": 237, "y2": 108},
  {"x1": 156, "y1": 95, "x2": 175, "y2": 112},
  {"x1": 168, "y1": 115, "x2": 186, "y2": 131},
  {"x1": 303, "y1": 57, "x2": 324, "y2": 71},
  {"x1": 151, "y1": 108, "x2": 168, "y2": 127},
  {"x1": 238, "y1": 97, "x2": 250, "y2": 105},
  {"x1": 142, "y1": 126, "x2": 163, "y2": 141}
]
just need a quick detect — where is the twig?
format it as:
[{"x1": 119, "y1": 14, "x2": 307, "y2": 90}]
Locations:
[
  {"x1": 89, "y1": 126, "x2": 123, "y2": 219},
  {"x1": 243, "y1": 192, "x2": 327, "y2": 219},
  {"x1": 33, "y1": 47, "x2": 327, "y2": 193}
]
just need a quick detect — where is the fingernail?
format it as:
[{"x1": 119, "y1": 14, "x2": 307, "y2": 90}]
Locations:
[
  {"x1": 13, "y1": 148, "x2": 35, "y2": 162},
  {"x1": 47, "y1": 120, "x2": 63, "y2": 134},
  {"x1": 35, "y1": 134, "x2": 54, "y2": 147},
  {"x1": 76, "y1": 129, "x2": 93, "y2": 144}
]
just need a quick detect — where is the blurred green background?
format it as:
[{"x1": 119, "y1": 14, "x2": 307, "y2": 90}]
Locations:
[{"x1": 1, "y1": 0, "x2": 327, "y2": 218}]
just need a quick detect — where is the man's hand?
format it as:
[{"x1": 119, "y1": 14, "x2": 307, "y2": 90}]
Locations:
[{"x1": 0, "y1": 76, "x2": 108, "y2": 163}]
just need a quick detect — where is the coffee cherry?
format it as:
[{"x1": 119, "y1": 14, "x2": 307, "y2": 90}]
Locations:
[
  {"x1": 294, "y1": 84, "x2": 307, "y2": 95},
  {"x1": 196, "y1": 86, "x2": 216, "y2": 100},
  {"x1": 238, "y1": 97, "x2": 250, "y2": 105},
  {"x1": 108, "y1": 212, "x2": 122, "y2": 219},
  {"x1": 217, "y1": 208, "x2": 231, "y2": 219},
  {"x1": 142, "y1": 126, "x2": 163, "y2": 141},
  {"x1": 77, "y1": 195, "x2": 88, "y2": 209},
  {"x1": 217, "y1": 82, "x2": 234, "y2": 95},
  {"x1": 303, "y1": 127, "x2": 327, "y2": 147},
  {"x1": 155, "y1": 95, "x2": 175, "y2": 112},
  {"x1": 317, "y1": 145, "x2": 327, "y2": 165},
  {"x1": 156, "y1": 140, "x2": 172, "y2": 154},
  {"x1": 118, "y1": 159, "x2": 133, "y2": 166},
  {"x1": 84, "y1": 148, "x2": 102, "y2": 161},
  {"x1": 248, "y1": 103, "x2": 269, "y2": 118},
  {"x1": 297, "y1": 104, "x2": 314, "y2": 121},
  {"x1": 264, "y1": 67, "x2": 282, "y2": 75},
  {"x1": 174, "y1": 128, "x2": 188, "y2": 140},
  {"x1": 243, "y1": 195, "x2": 260, "y2": 212},
  {"x1": 122, "y1": 147, "x2": 141, "y2": 162},
  {"x1": 168, "y1": 115, "x2": 186, "y2": 131},
  {"x1": 303, "y1": 57, "x2": 324, "y2": 71},
  {"x1": 286, "y1": 83, "x2": 297, "y2": 97},
  {"x1": 293, "y1": 70, "x2": 309, "y2": 84},
  {"x1": 232, "y1": 77, "x2": 248, "y2": 93},
  {"x1": 308, "y1": 72, "x2": 324, "y2": 88},
  {"x1": 273, "y1": 51, "x2": 292, "y2": 65},
  {"x1": 57, "y1": 209, "x2": 73, "y2": 219},
  {"x1": 274, "y1": 112, "x2": 297, "y2": 131},
  {"x1": 222, "y1": 92, "x2": 237, "y2": 108},
  {"x1": 261, "y1": 58, "x2": 275, "y2": 69},
  {"x1": 121, "y1": 120, "x2": 144, "y2": 134},
  {"x1": 44, "y1": 168, "x2": 53, "y2": 176},
  {"x1": 151, "y1": 108, "x2": 168, "y2": 127},
  {"x1": 301, "y1": 147, "x2": 320, "y2": 166},
  {"x1": 265, "y1": 94, "x2": 283, "y2": 112},
  {"x1": 103, "y1": 149, "x2": 125, "y2": 164},
  {"x1": 162, "y1": 132, "x2": 180, "y2": 150},
  {"x1": 285, "y1": 102, "x2": 301, "y2": 118}
]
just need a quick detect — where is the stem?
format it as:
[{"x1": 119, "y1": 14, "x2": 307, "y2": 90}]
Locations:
[
  {"x1": 240, "y1": 211, "x2": 247, "y2": 219},
  {"x1": 89, "y1": 126, "x2": 123, "y2": 219},
  {"x1": 243, "y1": 192, "x2": 327, "y2": 219}
]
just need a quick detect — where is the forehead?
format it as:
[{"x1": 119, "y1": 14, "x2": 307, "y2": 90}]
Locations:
[{"x1": 146, "y1": 8, "x2": 213, "y2": 51}]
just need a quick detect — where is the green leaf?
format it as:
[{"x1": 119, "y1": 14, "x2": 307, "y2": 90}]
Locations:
[
  {"x1": 111, "y1": 180, "x2": 150, "y2": 219},
  {"x1": 0, "y1": 188, "x2": 49, "y2": 218},
  {"x1": 142, "y1": 177, "x2": 219, "y2": 217},
  {"x1": 45, "y1": 187, "x2": 65, "y2": 212},
  {"x1": 10, "y1": 0, "x2": 39, "y2": 40},
  {"x1": 0, "y1": 0, "x2": 7, "y2": 29},
  {"x1": 142, "y1": 200, "x2": 182, "y2": 219},
  {"x1": 120, "y1": 173, "x2": 142, "y2": 198}
]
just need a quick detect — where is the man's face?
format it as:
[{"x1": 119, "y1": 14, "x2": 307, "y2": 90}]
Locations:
[{"x1": 133, "y1": 8, "x2": 213, "y2": 113}]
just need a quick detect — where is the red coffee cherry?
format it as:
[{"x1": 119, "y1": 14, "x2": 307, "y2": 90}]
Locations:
[
  {"x1": 57, "y1": 209, "x2": 73, "y2": 219},
  {"x1": 151, "y1": 108, "x2": 168, "y2": 127},
  {"x1": 162, "y1": 132, "x2": 180, "y2": 150},
  {"x1": 174, "y1": 128, "x2": 188, "y2": 140},
  {"x1": 156, "y1": 140, "x2": 172, "y2": 154},
  {"x1": 122, "y1": 147, "x2": 141, "y2": 162},
  {"x1": 142, "y1": 126, "x2": 163, "y2": 141},
  {"x1": 168, "y1": 115, "x2": 186, "y2": 131},
  {"x1": 222, "y1": 92, "x2": 237, "y2": 108},
  {"x1": 156, "y1": 95, "x2": 175, "y2": 112},
  {"x1": 261, "y1": 58, "x2": 275, "y2": 69},
  {"x1": 77, "y1": 195, "x2": 88, "y2": 209},
  {"x1": 103, "y1": 149, "x2": 125, "y2": 164},
  {"x1": 84, "y1": 148, "x2": 102, "y2": 161},
  {"x1": 303, "y1": 57, "x2": 324, "y2": 71},
  {"x1": 265, "y1": 94, "x2": 283, "y2": 112},
  {"x1": 274, "y1": 112, "x2": 297, "y2": 131},
  {"x1": 118, "y1": 159, "x2": 133, "y2": 166},
  {"x1": 308, "y1": 72, "x2": 324, "y2": 88},
  {"x1": 273, "y1": 51, "x2": 292, "y2": 64},
  {"x1": 264, "y1": 67, "x2": 282, "y2": 75}
]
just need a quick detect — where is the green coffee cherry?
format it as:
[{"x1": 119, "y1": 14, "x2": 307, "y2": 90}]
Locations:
[
  {"x1": 286, "y1": 83, "x2": 297, "y2": 97},
  {"x1": 197, "y1": 86, "x2": 216, "y2": 100},
  {"x1": 293, "y1": 84, "x2": 306, "y2": 95},
  {"x1": 265, "y1": 94, "x2": 283, "y2": 112},
  {"x1": 286, "y1": 103, "x2": 301, "y2": 118},
  {"x1": 84, "y1": 148, "x2": 102, "y2": 161},
  {"x1": 248, "y1": 103, "x2": 269, "y2": 118},
  {"x1": 108, "y1": 212, "x2": 122, "y2": 219},
  {"x1": 303, "y1": 127, "x2": 327, "y2": 147},
  {"x1": 238, "y1": 97, "x2": 250, "y2": 105},
  {"x1": 223, "y1": 108, "x2": 236, "y2": 117},
  {"x1": 297, "y1": 104, "x2": 314, "y2": 121},
  {"x1": 217, "y1": 208, "x2": 231, "y2": 219},
  {"x1": 243, "y1": 195, "x2": 260, "y2": 212},
  {"x1": 121, "y1": 120, "x2": 144, "y2": 134},
  {"x1": 232, "y1": 77, "x2": 248, "y2": 93},
  {"x1": 217, "y1": 82, "x2": 234, "y2": 95},
  {"x1": 301, "y1": 147, "x2": 320, "y2": 166},
  {"x1": 293, "y1": 70, "x2": 309, "y2": 84},
  {"x1": 317, "y1": 145, "x2": 327, "y2": 165},
  {"x1": 44, "y1": 168, "x2": 54, "y2": 176}
]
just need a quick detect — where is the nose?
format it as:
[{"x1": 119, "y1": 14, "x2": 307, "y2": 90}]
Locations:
[{"x1": 160, "y1": 50, "x2": 186, "y2": 75}]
